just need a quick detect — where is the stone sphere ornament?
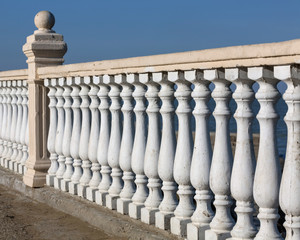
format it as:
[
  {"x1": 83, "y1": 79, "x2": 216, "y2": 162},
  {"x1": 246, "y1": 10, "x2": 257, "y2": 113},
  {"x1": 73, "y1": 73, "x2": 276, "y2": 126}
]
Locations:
[{"x1": 34, "y1": 11, "x2": 55, "y2": 32}]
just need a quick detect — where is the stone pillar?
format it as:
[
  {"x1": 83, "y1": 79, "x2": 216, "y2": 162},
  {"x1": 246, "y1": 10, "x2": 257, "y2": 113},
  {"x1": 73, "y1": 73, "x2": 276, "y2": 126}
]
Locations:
[{"x1": 22, "y1": 11, "x2": 67, "y2": 187}]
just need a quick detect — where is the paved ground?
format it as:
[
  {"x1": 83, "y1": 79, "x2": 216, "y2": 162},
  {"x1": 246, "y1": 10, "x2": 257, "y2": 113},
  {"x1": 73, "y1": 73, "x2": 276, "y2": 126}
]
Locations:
[{"x1": 0, "y1": 184, "x2": 125, "y2": 240}]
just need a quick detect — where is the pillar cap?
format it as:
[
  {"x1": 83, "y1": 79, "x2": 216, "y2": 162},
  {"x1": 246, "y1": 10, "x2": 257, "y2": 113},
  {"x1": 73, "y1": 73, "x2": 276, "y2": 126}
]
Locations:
[{"x1": 34, "y1": 11, "x2": 55, "y2": 33}]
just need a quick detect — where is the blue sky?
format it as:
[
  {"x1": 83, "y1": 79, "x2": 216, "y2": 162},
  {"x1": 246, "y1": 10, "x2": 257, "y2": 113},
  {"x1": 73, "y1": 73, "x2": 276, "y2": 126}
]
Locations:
[{"x1": 0, "y1": 1, "x2": 300, "y2": 70}]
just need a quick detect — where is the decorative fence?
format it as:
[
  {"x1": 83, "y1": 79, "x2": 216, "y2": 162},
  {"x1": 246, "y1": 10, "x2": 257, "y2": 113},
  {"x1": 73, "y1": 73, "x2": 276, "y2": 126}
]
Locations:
[{"x1": 0, "y1": 11, "x2": 299, "y2": 240}]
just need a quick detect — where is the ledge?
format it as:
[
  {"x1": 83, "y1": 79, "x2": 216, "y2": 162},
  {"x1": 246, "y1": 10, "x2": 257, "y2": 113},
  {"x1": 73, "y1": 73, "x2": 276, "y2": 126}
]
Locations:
[
  {"x1": 37, "y1": 39, "x2": 300, "y2": 78},
  {"x1": 0, "y1": 69, "x2": 28, "y2": 81}
]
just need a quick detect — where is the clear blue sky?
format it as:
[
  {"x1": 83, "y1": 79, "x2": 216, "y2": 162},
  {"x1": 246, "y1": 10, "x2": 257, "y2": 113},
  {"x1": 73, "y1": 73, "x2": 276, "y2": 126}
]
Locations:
[{"x1": 1, "y1": 0, "x2": 300, "y2": 71}]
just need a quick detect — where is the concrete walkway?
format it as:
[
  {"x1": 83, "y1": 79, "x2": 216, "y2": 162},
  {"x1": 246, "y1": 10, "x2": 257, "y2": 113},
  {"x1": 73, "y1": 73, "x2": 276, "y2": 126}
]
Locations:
[{"x1": 0, "y1": 167, "x2": 179, "y2": 240}]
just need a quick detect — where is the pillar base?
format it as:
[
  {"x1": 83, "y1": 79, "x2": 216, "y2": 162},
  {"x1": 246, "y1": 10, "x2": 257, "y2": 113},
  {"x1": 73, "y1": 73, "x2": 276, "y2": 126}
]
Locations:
[
  {"x1": 0, "y1": 158, "x2": 4, "y2": 166},
  {"x1": 4, "y1": 159, "x2": 9, "y2": 168},
  {"x1": 187, "y1": 223, "x2": 210, "y2": 240},
  {"x1": 106, "y1": 194, "x2": 119, "y2": 210},
  {"x1": 18, "y1": 164, "x2": 25, "y2": 175},
  {"x1": 129, "y1": 203, "x2": 144, "y2": 219},
  {"x1": 117, "y1": 198, "x2": 131, "y2": 215},
  {"x1": 23, "y1": 168, "x2": 46, "y2": 187},
  {"x1": 86, "y1": 187, "x2": 98, "y2": 202},
  {"x1": 54, "y1": 177, "x2": 63, "y2": 190},
  {"x1": 13, "y1": 162, "x2": 19, "y2": 173},
  {"x1": 95, "y1": 191, "x2": 108, "y2": 206},
  {"x1": 46, "y1": 174, "x2": 55, "y2": 186},
  {"x1": 155, "y1": 212, "x2": 174, "y2": 230},
  {"x1": 9, "y1": 161, "x2": 14, "y2": 170},
  {"x1": 60, "y1": 179, "x2": 70, "y2": 192},
  {"x1": 205, "y1": 229, "x2": 231, "y2": 240},
  {"x1": 68, "y1": 182, "x2": 79, "y2": 195},
  {"x1": 141, "y1": 207, "x2": 159, "y2": 225},
  {"x1": 77, "y1": 184, "x2": 87, "y2": 198},
  {"x1": 170, "y1": 216, "x2": 191, "y2": 237}
]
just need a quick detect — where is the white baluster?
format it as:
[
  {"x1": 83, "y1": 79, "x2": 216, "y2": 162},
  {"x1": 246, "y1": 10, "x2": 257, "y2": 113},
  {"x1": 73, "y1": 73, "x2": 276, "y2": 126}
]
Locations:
[
  {"x1": 205, "y1": 69, "x2": 235, "y2": 240},
  {"x1": 19, "y1": 81, "x2": 28, "y2": 174},
  {"x1": 116, "y1": 74, "x2": 135, "y2": 215},
  {"x1": 3, "y1": 81, "x2": 12, "y2": 168},
  {"x1": 9, "y1": 81, "x2": 18, "y2": 170},
  {"x1": 45, "y1": 79, "x2": 58, "y2": 186},
  {"x1": 0, "y1": 81, "x2": 8, "y2": 167},
  {"x1": 187, "y1": 70, "x2": 214, "y2": 240},
  {"x1": 227, "y1": 68, "x2": 257, "y2": 240},
  {"x1": 277, "y1": 65, "x2": 300, "y2": 240},
  {"x1": 95, "y1": 75, "x2": 111, "y2": 206},
  {"x1": 12, "y1": 81, "x2": 23, "y2": 172},
  {"x1": 128, "y1": 74, "x2": 148, "y2": 220},
  {"x1": 170, "y1": 71, "x2": 195, "y2": 237},
  {"x1": 154, "y1": 72, "x2": 178, "y2": 230},
  {"x1": 141, "y1": 73, "x2": 162, "y2": 225},
  {"x1": 53, "y1": 78, "x2": 66, "y2": 190},
  {"x1": 106, "y1": 74, "x2": 123, "y2": 209},
  {"x1": 86, "y1": 78, "x2": 101, "y2": 202},
  {"x1": 250, "y1": 67, "x2": 282, "y2": 240},
  {"x1": 0, "y1": 82, "x2": 6, "y2": 167},
  {"x1": 77, "y1": 77, "x2": 91, "y2": 198},
  {"x1": 61, "y1": 77, "x2": 73, "y2": 192},
  {"x1": 69, "y1": 77, "x2": 83, "y2": 195}
]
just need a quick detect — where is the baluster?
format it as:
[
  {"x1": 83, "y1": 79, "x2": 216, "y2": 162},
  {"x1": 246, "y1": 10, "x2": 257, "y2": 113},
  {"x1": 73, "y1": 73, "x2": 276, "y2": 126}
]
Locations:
[
  {"x1": 86, "y1": 78, "x2": 101, "y2": 202},
  {"x1": 141, "y1": 73, "x2": 162, "y2": 225},
  {"x1": 0, "y1": 82, "x2": 6, "y2": 167},
  {"x1": 69, "y1": 77, "x2": 83, "y2": 195},
  {"x1": 116, "y1": 74, "x2": 135, "y2": 214},
  {"x1": 154, "y1": 72, "x2": 178, "y2": 230},
  {"x1": 53, "y1": 78, "x2": 66, "y2": 190},
  {"x1": 45, "y1": 79, "x2": 58, "y2": 186},
  {"x1": 227, "y1": 68, "x2": 257, "y2": 240},
  {"x1": 77, "y1": 77, "x2": 91, "y2": 198},
  {"x1": 61, "y1": 77, "x2": 73, "y2": 192},
  {"x1": 19, "y1": 81, "x2": 28, "y2": 174},
  {"x1": 95, "y1": 75, "x2": 111, "y2": 206},
  {"x1": 9, "y1": 81, "x2": 18, "y2": 170},
  {"x1": 277, "y1": 65, "x2": 300, "y2": 240},
  {"x1": 1, "y1": 81, "x2": 8, "y2": 167},
  {"x1": 170, "y1": 71, "x2": 195, "y2": 237},
  {"x1": 12, "y1": 81, "x2": 23, "y2": 172},
  {"x1": 128, "y1": 74, "x2": 148, "y2": 220},
  {"x1": 205, "y1": 69, "x2": 235, "y2": 240},
  {"x1": 3, "y1": 81, "x2": 12, "y2": 168},
  {"x1": 106, "y1": 74, "x2": 123, "y2": 209},
  {"x1": 187, "y1": 70, "x2": 214, "y2": 240},
  {"x1": 250, "y1": 67, "x2": 282, "y2": 240}
]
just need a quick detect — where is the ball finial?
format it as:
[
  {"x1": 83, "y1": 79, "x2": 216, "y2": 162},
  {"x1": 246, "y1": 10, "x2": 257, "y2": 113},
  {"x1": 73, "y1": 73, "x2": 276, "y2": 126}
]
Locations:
[{"x1": 34, "y1": 11, "x2": 55, "y2": 32}]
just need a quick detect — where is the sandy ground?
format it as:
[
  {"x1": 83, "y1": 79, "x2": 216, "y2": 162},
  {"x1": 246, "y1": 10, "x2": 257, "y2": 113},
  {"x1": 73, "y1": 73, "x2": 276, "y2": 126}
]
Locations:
[{"x1": 0, "y1": 184, "x2": 125, "y2": 240}]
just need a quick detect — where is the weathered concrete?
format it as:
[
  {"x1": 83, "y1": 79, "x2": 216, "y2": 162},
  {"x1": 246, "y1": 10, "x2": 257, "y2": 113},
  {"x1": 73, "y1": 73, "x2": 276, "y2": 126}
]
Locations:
[{"x1": 0, "y1": 167, "x2": 181, "y2": 240}]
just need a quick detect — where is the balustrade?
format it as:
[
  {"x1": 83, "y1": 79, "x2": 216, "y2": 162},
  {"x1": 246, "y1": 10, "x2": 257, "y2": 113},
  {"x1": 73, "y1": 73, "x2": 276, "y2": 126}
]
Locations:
[{"x1": 2, "y1": 14, "x2": 300, "y2": 239}]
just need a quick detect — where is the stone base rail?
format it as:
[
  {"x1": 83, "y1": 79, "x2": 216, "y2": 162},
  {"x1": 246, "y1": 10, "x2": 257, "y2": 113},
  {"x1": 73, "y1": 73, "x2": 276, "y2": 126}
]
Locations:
[{"x1": 0, "y1": 11, "x2": 299, "y2": 240}]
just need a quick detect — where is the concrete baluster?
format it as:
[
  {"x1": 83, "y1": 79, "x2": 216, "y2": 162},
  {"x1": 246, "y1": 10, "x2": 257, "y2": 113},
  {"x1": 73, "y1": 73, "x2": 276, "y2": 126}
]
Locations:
[
  {"x1": 116, "y1": 74, "x2": 135, "y2": 214},
  {"x1": 106, "y1": 74, "x2": 123, "y2": 209},
  {"x1": 205, "y1": 69, "x2": 235, "y2": 240},
  {"x1": 95, "y1": 75, "x2": 111, "y2": 206},
  {"x1": 19, "y1": 81, "x2": 28, "y2": 174},
  {"x1": 12, "y1": 81, "x2": 24, "y2": 172},
  {"x1": 0, "y1": 83, "x2": 5, "y2": 167},
  {"x1": 154, "y1": 72, "x2": 178, "y2": 230},
  {"x1": 128, "y1": 74, "x2": 148, "y2": 220},
  {"x1": 45, "y1": 79, "x2": 58, "y2": 186},
  {"x1": 69, "y1": 77, "x2": 83, "y2": 195},
  {"x1": 169, "y1": 71, "x2": 195, "y2": 237},
  {"x1": 3, "y1": 81, "x2": 12, "y2": 168},
  {"x1": 53, "y1": 78, "x2": 66, "y2": 189},
  {"x1": 141, "y1": 73, "x2": 162, "y2": 225},
  {"x1": 86, "y1": 78, "x2": 101, "y2": 202},
  {"x1": 187, "y1": 70, "x2": 214, "y2": 240},
  {"x1": 276, "y1": 65, "x2": 300, "y2": 240},
  {"x1": 250, "y1": 67, "x2": 282, "y2": 240},
  {"x1": 60, "y1": 77, "x2": 73, "y2": 192},
  {"x1": 77, "y1": 77, "x2": 92, "y2": 198},
  {"x1": 227, "y1": 68, "x2": 257, "y2": 240},
  {"x1": 9, "y1": 81, "x2": 18, "y2": 170}
]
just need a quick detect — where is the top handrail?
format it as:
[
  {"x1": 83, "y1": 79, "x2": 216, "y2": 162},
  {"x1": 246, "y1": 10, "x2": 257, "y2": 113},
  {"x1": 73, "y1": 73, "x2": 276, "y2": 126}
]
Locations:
[{"x1": 0, "y1": 69, "x2": 28, "y2": 81}]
